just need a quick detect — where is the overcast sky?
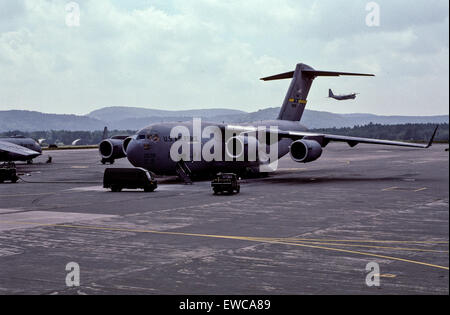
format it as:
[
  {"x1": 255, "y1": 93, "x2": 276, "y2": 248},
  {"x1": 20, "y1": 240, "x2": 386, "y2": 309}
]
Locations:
[{"x1": 0, "y1": 0, "x2": 448, "y2": 116}]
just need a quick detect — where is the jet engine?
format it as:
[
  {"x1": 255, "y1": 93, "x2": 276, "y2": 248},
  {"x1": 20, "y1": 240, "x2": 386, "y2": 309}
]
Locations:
[
  {"x1": 99, "y1": 139, "x2": 126, "y2": 161},
  {"x1": 289, "y1": 140, "x2": 322, "y2": 163}
]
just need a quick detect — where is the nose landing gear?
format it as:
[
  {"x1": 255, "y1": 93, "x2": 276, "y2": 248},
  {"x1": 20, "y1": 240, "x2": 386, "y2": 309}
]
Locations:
[{"x1": 101, "y1": 158, "x2": 115, "y2": 165}]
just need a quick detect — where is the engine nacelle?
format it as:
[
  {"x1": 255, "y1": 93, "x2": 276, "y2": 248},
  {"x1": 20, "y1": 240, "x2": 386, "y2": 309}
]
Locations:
[
  {"x1": 122, "y1": 137, "x2": 133, "y2": 156},
  {"x1": 289, "y1": 140, "x2": 322, "y2": 163},
  {"x1": 99, "y1": 139, "x2": 126, "y2": 160}
]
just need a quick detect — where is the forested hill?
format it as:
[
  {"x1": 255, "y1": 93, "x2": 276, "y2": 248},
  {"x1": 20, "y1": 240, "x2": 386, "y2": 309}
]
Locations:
[{"x1": 1, "y1": 108, "x2": 448, "y2": 132}]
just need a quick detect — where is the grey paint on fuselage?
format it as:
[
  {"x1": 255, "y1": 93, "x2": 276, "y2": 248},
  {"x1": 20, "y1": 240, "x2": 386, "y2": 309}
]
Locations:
[{"x1": 126, "y1": 120, "x2": 305, "y2": 176}]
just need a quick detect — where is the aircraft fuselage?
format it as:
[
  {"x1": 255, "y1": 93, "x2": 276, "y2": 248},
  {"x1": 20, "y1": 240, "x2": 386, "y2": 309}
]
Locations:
[
  {"x1": 330, "y1": 94, "x2": 357, "y2": 100},
  {"x1": 125, "y1": 120, "x2": 307, "y2": 176}
]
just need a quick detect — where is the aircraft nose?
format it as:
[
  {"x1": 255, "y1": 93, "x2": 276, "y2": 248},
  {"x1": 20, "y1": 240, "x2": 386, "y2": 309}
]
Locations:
[{"x1": 126, "y1": 139, "x2": 144, "y2": 167}]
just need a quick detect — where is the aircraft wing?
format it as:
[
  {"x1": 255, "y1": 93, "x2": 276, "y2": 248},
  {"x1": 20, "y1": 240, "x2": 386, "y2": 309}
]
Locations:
[
  {"x1": 226, "y1": 125, "x2": 438, "y2": 149},
  {"x1": 0, "y1": 140, "x2": 41, "y2": 158}
]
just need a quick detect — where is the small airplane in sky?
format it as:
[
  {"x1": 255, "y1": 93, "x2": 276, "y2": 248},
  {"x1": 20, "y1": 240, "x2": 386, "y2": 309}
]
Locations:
[{"x1": 328, "y1": 89, "x2": 358, "y2": 100}]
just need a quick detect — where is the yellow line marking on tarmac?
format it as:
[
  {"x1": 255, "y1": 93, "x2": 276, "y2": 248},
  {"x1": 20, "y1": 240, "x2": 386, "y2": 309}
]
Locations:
[
  {"x1": 0, "y1": 219, "x2": 448, "y2": 271},
  {"x1": 382, "y1": 186, "x2": 399, "y2": 191},
  {"x1": 274, "y1": 240, "x2": 449, "y2": 253},
  {"x1": 262, "y1": 238, "x2": 449, "y2": 245},
  {"x1": 381, "y1": 187, "x2": 429, "y2": 193},
  {"x1": 380, "y1": 274, "x2": 397, "y2": 278},
  {"x1": 372, "y1": 273, "x2": 397, "y2": 278},
  {"x1": 265, "y1": 240, "x2": 449, "y2": 271}
]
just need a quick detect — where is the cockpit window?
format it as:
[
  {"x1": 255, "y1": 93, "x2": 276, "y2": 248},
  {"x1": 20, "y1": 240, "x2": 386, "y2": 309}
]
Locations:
[
  {"x1": 138, "y1": 134, "x2": 146, "y2": 140},
  {"x1": 146, "y1": 133, "x2": 160, "y2": 142}
]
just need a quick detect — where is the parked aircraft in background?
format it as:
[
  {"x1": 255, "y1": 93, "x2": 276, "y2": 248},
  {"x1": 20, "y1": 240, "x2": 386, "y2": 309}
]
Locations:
[{"x1": 0, "y1": 136, "x2": 42, "y2": 164}]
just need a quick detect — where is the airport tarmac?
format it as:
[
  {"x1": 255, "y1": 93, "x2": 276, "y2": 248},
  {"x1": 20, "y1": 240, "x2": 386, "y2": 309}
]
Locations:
[{"x1": 0, "y1": 143, "x2": 448, "y2": 295}]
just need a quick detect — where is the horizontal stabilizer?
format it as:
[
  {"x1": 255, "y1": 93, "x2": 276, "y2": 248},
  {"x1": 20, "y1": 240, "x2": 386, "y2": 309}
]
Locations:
[
  {"x1": 303, "y1": 70, "x2": 375, "y2": 77},
  {"x1": 260, "y1": 71, "x2": 295, "y2": 81},
  {"x1": 261, "y1": 70, "x2": 374, "y2": 81}
]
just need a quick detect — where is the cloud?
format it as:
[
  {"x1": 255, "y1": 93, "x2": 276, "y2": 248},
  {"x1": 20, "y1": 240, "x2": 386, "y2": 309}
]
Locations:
[{"x1": 0, "y1": 0, "x2": 448, "y2": 116}]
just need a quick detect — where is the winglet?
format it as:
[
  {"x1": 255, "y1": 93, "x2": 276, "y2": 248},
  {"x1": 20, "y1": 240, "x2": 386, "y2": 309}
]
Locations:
[
  {"x1": 426, "y1": 125, "x2": 439, "y2": 148},
  {"x1": 260, "y1": 69, "x2": 375, "y2": 81}
]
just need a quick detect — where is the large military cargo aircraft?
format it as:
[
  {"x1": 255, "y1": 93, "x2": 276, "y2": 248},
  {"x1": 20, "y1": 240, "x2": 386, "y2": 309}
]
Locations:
[
  {"x1": 104, "y1": 63, "x2": 437, "y2": 181},
  {"x1": 0, "y1": 136, "x2": 42, "y2": 164}
]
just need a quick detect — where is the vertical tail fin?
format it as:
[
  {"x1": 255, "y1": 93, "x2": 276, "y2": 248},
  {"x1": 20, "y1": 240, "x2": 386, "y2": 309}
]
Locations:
[
  {"x1": 102, "y1": 127, "x2": 108, "y2": 140},
  {"x1": 260, "y1": 63, "x2": 374, "y2": 122},
  {"x1": 329, "y1": 89, "x2": 334, "y2": 98}
]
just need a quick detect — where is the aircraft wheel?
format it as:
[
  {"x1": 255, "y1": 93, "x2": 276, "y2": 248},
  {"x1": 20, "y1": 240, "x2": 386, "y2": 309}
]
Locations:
[{"x1": 111, "y1": 186, "x2": 122, "y2": 192}]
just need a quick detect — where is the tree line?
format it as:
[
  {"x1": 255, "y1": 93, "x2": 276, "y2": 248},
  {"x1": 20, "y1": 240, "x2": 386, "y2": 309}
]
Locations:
[
  {"x1": 312, "y1": 123, "x2": 449, "y2": 143},
  {"x1": 1, "y1": 123, "x2": 448, "y2": 145}
]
